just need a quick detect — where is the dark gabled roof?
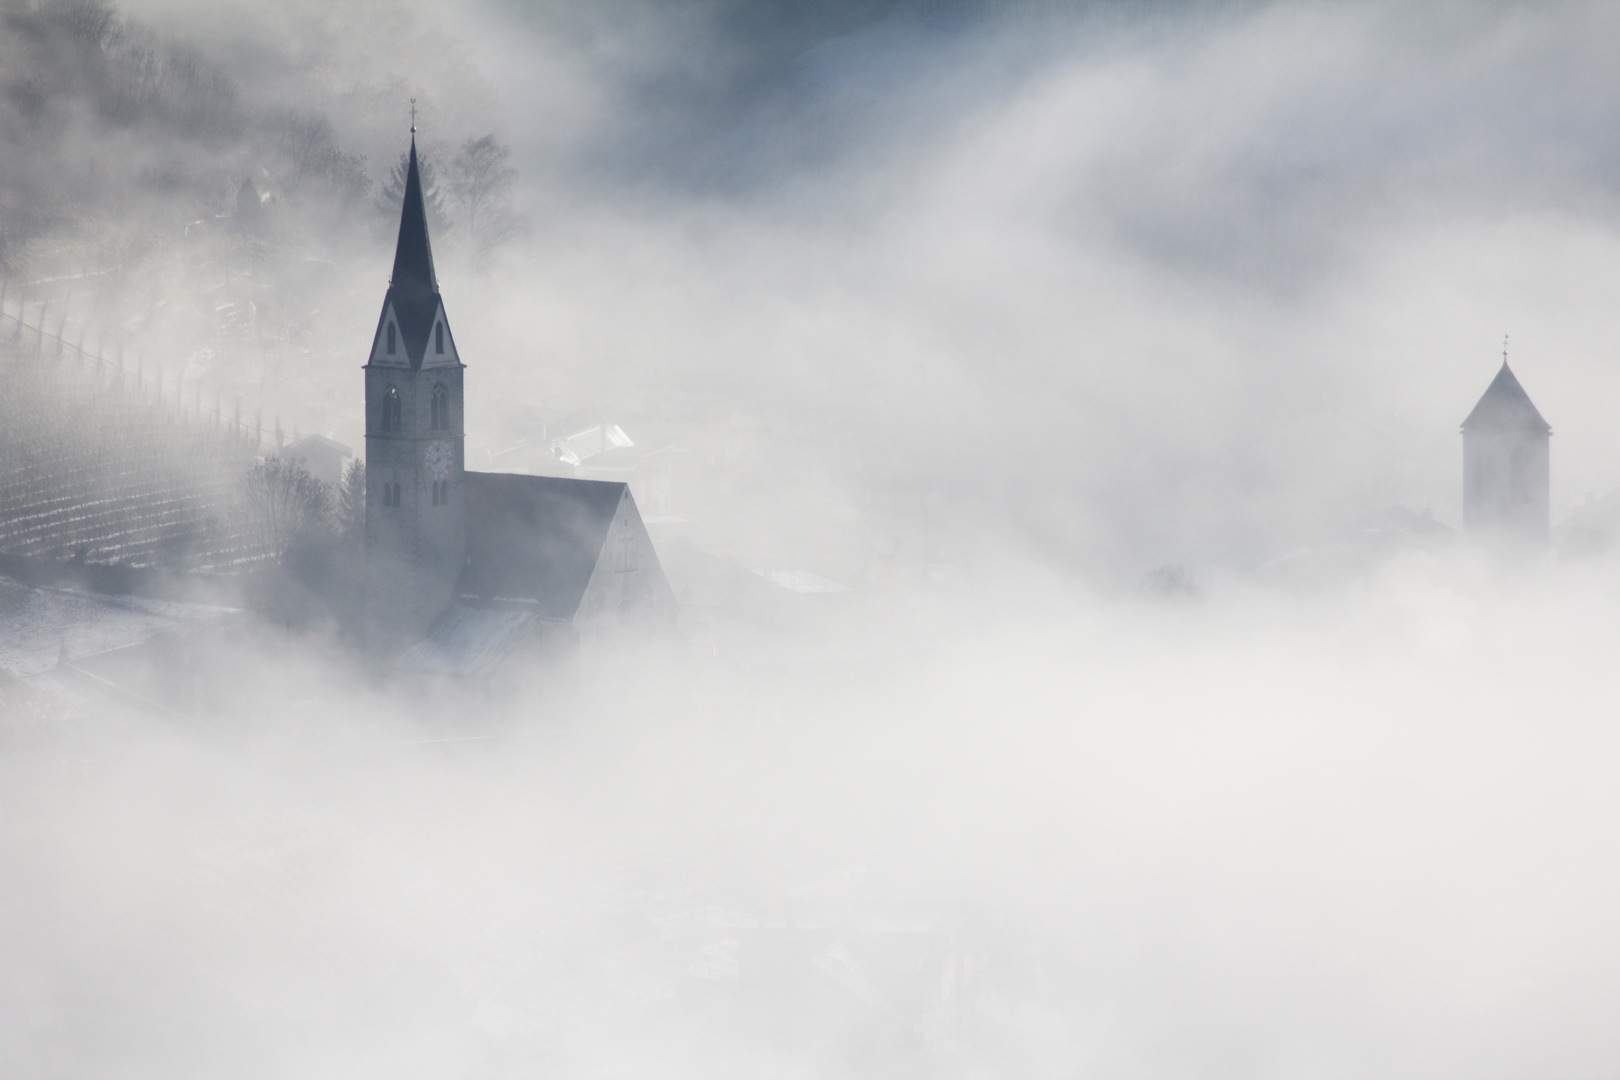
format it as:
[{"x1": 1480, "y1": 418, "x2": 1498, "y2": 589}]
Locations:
[
  {"x1": 395, "y1": 605, "x2": 537, "y2": 677},
  {"x1": 374, "y1": 138, "x2": 444, "y2": 369},
  {"x1": 459, "y1": 472, "x2": 626, "y2": 620},
  {"x1": 1461, "y1": 363, "x2": 1551, "y2": 435}
]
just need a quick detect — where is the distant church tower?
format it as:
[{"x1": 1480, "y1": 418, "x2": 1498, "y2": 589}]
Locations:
[
  {"x1": 1461, "y1": 354, "x2": 1550, "y2": 544},
  {"x1": 364, "y1": 135, "x2": 465, "y2": 648}
]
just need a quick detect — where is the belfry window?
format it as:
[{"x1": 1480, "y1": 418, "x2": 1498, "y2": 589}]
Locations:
[
  {"x1": 435, "y1": 324, "x2": 444, "y2": 354},
  {"x1": 430, "y1": 384, "x2": 448, "y2": 431},
  {"x1": 386, "y1": 323, "x2": 396, "y2": 355},
  {"x1": 431, "y1": 480, "x2": 449, "y2": 507},
  {"x1": 383, "y1": 385, "x2": 401, "y2": 432},
  {"x1": 383, "y1": 481, "x2": 402, "y2": 508}
]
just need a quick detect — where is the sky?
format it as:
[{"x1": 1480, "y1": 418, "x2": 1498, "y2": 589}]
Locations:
[
  {"x1": 16, "y1": 0, "x2": 1620, "y2": 573},
  {"x1": 481, "y1": 0, "x2": 1620, "y2": 572},
  {"x1": 9, "y1": 1, "x2": 1620, "y2": 1077},
  {"x1": 436, "y1": 0, "x2": 1620, "y2": 568}
]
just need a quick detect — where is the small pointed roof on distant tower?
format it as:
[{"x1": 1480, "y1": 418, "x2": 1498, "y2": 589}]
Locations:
[
  {"x1": 376, "y1": 134, "x2": 445, "y2": 368},
  {"x1": 1461, "y1": 362, "x2": 1551, "y2": 435}
]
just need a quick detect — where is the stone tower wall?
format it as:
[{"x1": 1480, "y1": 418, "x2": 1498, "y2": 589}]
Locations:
[
  {"x1": 363, "y1": 357, "x2": 465, "y2": 648},
  {"x1": 1463, "y1": 428, "x2": 1549, "y2": 543}
]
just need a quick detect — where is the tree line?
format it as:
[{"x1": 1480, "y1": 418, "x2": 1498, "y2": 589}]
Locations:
[{"x1": 0, "y1": 0, "x2": 526, "y2": 280}]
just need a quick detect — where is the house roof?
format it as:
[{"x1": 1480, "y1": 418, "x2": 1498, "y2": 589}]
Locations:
[
  {"x1": 551, "y1": 422, "x2": 633, "y2": 467},
  {"x1": 459, "y1": 471, "x2": 626, "y2": 620},
  {"x1": 395, "y1": 604, "x2": 536, "y2": 677},
  {"x1": 281, "y1": 434, "x2": 352, "y2": 457},
  {"x1": 372, "y1": 137, "x2": 445, "y2": 369},
  {"x1": 1461, "y1": 363, "x2": 1551, "y2": 435}
]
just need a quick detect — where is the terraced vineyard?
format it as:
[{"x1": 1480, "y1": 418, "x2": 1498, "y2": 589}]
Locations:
[{"x1": 0, "y1": 303, "x2": 274, "y2": 572}]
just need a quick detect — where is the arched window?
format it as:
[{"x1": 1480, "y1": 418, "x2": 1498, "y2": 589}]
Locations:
[
  {"x1": 383, "y1": 385, "x2": 401, "y2": 432},
  {"x1": 386, "y1": 322, "x2": 396, "y2": 355},
  {"x1": 431, "y1": 479, "x2": 449, "y2": 507},
  {"x1": 383, "y1": 481, "x2": 402, "y2": 508},
  {"x1": 392, "y1": 482, "x2": 402, "y2": 506},
  {"x1": 430, "y1": 384, "x2": 448, "y2": 431},
  {"x1": 435, "y1": 323, "x2": 444, "y2": 355}
]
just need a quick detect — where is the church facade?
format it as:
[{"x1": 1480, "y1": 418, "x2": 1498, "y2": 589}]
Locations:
[{"x1": 364, "y1": 137, "x2": 676, "y2": 667}]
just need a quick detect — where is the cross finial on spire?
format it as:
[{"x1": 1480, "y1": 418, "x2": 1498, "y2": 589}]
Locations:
[
  {"x1": 1503, "y1": 333, "x2": 1509, "y2": 366},
  {"x1": 410, "y1": 98, "x2": 417, "y2": 135}
]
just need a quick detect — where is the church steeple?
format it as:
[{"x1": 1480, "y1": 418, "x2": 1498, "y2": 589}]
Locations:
[
  {"x1": 390, "y1": 137, "x2": 439, "y2": 304},
  {"x1": 363, "y1": 126, "x2": 466, "y2": 654},
  {"x1": 1461, "y1": 349, "x2": 1551, "y2": 545},
  {"x1": 372, "y1": 136, "x2": 452, "y2": 370},
  {"x1": 1460, "y1": 360, "x2": 1551, "y2": 437}
]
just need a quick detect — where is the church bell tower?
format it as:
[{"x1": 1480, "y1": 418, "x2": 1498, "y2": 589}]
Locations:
[
  {"x1": 364, "y1": 134, "x2": 465, "y2": 648},
  {"x1": 1461, "y1": 350, "x2": 1550, "y2": 546}
]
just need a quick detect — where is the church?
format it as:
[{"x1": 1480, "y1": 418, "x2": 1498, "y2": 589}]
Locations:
[{"x1": 363, "y1": 136, "x2": 677, "y2": 673}]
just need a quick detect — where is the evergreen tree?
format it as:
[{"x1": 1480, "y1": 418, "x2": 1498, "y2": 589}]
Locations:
[
  {"x1": 375, "y1": 149, "x2": 450, "y2": 238},
  {"x1": 338, "y1": 457, "x2": 366, "y2": 547}
]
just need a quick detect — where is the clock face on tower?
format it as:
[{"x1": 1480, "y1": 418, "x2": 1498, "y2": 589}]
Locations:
[{"x1": 425, "y1": 440, "x2": 452, "y2": 481}]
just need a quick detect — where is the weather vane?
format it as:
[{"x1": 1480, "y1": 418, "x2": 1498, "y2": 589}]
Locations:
[{"x1": 410, "y1": 98, "x2": 417, "y2": 135}]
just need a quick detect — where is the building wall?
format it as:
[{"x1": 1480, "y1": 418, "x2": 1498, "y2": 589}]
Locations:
[
  {"x1": 574, "y1": 489, "x2": 680, "y2": 639},
  {"x1": 1463, "y1": 428, "x2": 1549, "y2": 543},
  {"x1": 363, "y1": 347, "x2": 466, "y2": 649}
]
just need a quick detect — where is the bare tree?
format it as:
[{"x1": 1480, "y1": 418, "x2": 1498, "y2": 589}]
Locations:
[
  {"x1": 265, "y1": 108, "x2": 367, "y2": 202},
  {"x1": 267, "y1": 108, "x2": 332, "y2": 194},
  {"x1": 446, "y1": 134, "x2": 525, "y2": 263},
  {"x1": 239, "y1": 456, "x2": 332, "y2": 561}
]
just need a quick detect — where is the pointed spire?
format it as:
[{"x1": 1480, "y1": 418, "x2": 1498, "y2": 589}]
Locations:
[
  {"x1": 375, "y1": 114, "x2": 450, "y2": 369},
  {"x1": 390, "y1": 136, "x2": 438, "y2": 305},
  {"x1": 1461, "y1": 355, "x2": 1551, "y2": 435}
]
